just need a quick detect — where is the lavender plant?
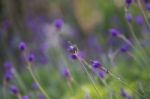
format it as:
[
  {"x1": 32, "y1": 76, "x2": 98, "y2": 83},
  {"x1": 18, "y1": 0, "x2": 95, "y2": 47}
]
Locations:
[{"x1": 0, "y1": 0, "x2": 150, "y2": 99}]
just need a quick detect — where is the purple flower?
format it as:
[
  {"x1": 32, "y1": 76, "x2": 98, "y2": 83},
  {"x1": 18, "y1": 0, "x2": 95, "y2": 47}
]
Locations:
[
  {"x1": 70, "y1": 54, "x2": 78, "y2": 60},
  {"x1": 121, "y1": 88, "x2": 127, "y2": 97},
  {"x1": 38, "y1": 93, "x2": 45, "y2": 99},
  {"x1": 120, "y1": 44, "x2": 130, "y2": 53},
  {"x1": 125, "y1": 0, "x2": 133, "y2": 6},
  {"x1": 146, "y1": 3, "x2": 150, "y2": 11},
  {"x1": 10, "y1": 85, "x2": 19, "y2": 95},
  {"x1": 4, "y1": 61, "x2": 13, "y2": 71},
  {"x1": 135, "y1": 15, "x2": 144, "y2": 25},
  {"x1": 22, "y1": 96, "x2": 29, "y2": 99},
  {"x1": 91, "y1": 60, "x2": 102, "y2": 69},
  {"x1": 125, "y1": 13, "x2": 132, "y2": 22},
  {"x1": 28, "y1": 54, "x2": 35, "y2": 62},
  {"x1": 54, "y1": 19, "x2": 64, "y2": 30},
  {"x1": 32, "y1": 83, "x2": 39, "y2": 90},
  {"x1": 62, "y1": 67, "x2": 71, "y2": 78},
  {"x1": 144, "y1": 0, "x2": 149, "y2": 3},
  {"x1": 109, "y1": 28, "x2": 120, "y2": 37},
  {"x1": 98, "y1": 70, "x2": 106, "y2": 79},
  {"x1": 126, "y1": 95, "x2": 132, "y2": 99},
  {"x1": 19, "y1": 42, "x2": 26, "y2": 51},
  {"x1": 4, "y1": 71, "x2": 13, "y2": 82}
]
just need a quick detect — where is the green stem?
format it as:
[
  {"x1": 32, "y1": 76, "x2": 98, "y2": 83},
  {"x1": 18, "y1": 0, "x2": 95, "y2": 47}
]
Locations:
[{"x1": 27, "y1": 66, "x2": 50, "y2": 99}]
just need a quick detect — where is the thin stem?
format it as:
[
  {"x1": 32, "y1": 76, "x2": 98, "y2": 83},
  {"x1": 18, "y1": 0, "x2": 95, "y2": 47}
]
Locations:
[
  {"x1": 27, "y1": 65, "x2": 50, "y2": 99},
  {"x1": 17, "y1": 93, "x2": 22, "y2": 99},
  {"x1": 77, "y1": 56, "x2": 102, "y2": 99}
]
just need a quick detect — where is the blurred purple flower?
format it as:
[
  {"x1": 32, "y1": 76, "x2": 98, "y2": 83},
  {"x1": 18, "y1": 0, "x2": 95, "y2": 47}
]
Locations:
[
  {"x1": 19, "y1": 42, "x2": 26, "y2": 51},
  {"x1": 4, "y1": 61, "x2": 13, "y2": 71},
  {"x1": 38, "y1": 93, "x2": 45, "y2": 99},
  {"x1": 120, "y1": 43, "x2": 130, "y2": 53},
  {"x1": 109, "y1": 28, "x2": 120, "y2": 37},
  {"x1": 146, "y1": 3, "x2": 150, "y2": 11},
  {"x1": 98, "y1": 70, "x2": 106, "y2": 79},
  {"x1": 91, "y1": 60, "x2": 102, "y2": 69},
  {"x1": 28, "y1": 54, "x2": 35, "y2": 62},
  {"x1": 22, "y1": 96, "x2": 29, "y2": 99},
  {"x1": 62, "y1": 67, "x2": 71, "y2": 79},
  {"x1": 121, "y1": 88, "x2": 127, "y2": 97},
  {"x1": 135, "y1": 15, "x2": 144, "y2": 25},
  {"x1": 4, "y1": 71, "x2": 13, "y2": 82},
  {"x1": 10, "y1": 85, "x2": 19, "y2": 95},
  {"x1": 125, "y1": 0, "x2": 133, "y2": 6},
  {"x1": 54, "y1": 19, "x2": 64, "y2": 30},
  {"x1": 32, "y1": 83, "x2": 39, "y2": 90},
  {"x1": 125, "y1": 13, "x2": 132, "y2": 22}
]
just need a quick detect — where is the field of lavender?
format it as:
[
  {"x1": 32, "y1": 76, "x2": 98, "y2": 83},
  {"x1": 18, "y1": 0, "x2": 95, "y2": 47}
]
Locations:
[{"x1": 0, "y1": 0, "x2": 150, "y2": 99}]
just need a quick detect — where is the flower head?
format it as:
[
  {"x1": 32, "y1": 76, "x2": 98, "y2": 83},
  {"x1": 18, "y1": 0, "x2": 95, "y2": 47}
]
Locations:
[
  {"x1": 28, "y1": 54, "x2": 35, "y2": 62},
  {"x1": 125, "y1": 13, "x2": 132, "y2": 22},
  {"x1": 125, "y1": 0, "x2": 133, "y2": 6},
  {"x1": 62, "y1": 67, "x2": 71, "y2": 78},
  {"x1": 109, "y1": 28, "x2": 120, "y2": 37},
  {"x1": 4, "y1": 71, "x2": 13, "y2": 82},
  {"x1": 91, "y1": 60, "x2": 102, "y2": 69},
  {"x1": 19, "y1": 42, "x2": 26, "y2": 51},
  {"x1": 10, "y1": 85, "x2": 19, "y2": 95},
  {"x1": 54, "y1": 19, "x2": 64, "y2": 30}
]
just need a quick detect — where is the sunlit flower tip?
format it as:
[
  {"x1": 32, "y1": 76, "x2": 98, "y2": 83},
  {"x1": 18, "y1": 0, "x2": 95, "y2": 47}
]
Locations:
[
  {"x1": 91, "y1": 60, "x2": 102, "y2": 69},
  {"x1": 32, "y1": 83, "x2": 39, "y2": 90},
  {"x1": 19, "y1": 42, "x2": 26, "y2": 51},
  {"x1": 10, "y1": 85, "x2": 19, "y2": 95},
  {"x1": 120, "y1": 88, "x2": 127, "y2": 97},
  {"x1": 146, "y1": 3, "x2": 150, "y2": 11},
  {"x1": 125, "y1": 0, "x2": 133, "y2": 6},
  {"x1": 54, "y1": 18, "x2": 64, "y2": 30},
  {"x1": 98, "y1": 71, "x2": 105, "y2": 79},
  {"x1": 135, "y1": 15, "x2": 144, "y2": 25},
  {"x1": 67, "y1": 45, "x2": 77, "y2": 54},
  {"x1": 22, "y1": 96, "x2": 29, "y2": 99},
  {"x1": 109, "y1": 28, "x2": 120, "y2": 37},
  {"x1": 28, "y1": 54, "x2": 35, "y2": 62},
  {"x1": 125, "y1": 13, "x2": 132, "y2": 22},
  {"x1": 4, "y1": 71, "x2": 13, "y2": 82}
]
